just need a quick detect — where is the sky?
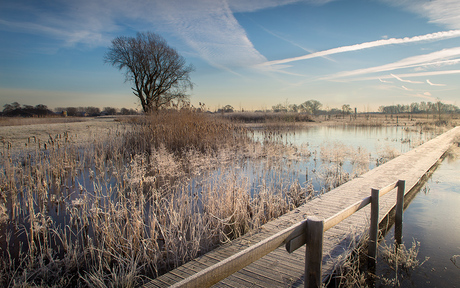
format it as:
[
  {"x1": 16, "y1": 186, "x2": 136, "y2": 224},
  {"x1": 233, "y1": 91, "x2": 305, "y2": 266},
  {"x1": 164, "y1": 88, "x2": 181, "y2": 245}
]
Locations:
[{"x1": 1, "y1": 0, "x2": 460, "y2": 112}]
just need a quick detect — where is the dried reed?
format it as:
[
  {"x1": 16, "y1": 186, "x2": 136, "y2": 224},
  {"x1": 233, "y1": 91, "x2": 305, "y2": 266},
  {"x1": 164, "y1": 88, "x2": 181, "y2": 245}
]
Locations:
[
  {"x1": 0, "y1": 110, "x2": 312, "y2": 287},
  {"x1": 0, "y1": 110, "x2": 436, "y2": 287}
]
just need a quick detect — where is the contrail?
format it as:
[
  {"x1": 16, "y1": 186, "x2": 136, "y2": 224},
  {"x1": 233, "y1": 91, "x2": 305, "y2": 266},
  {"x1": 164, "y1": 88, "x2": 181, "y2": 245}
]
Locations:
[
  {"x1": 379, "y1": 78, "x2": 393, "y2": 83},
  {"x1": 259, "y1": 30, "x2": 460, "y2": 67},
  {"x1": 426, "y1": 79, "x2": 446, "y2": 86},
  {"x1": 391, "y1": 74, "x2": 423, "y2": 84}
]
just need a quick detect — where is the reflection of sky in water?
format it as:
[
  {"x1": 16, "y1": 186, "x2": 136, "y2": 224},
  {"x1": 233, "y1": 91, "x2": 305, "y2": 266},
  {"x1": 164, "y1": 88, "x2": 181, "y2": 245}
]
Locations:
[
  {"x1": 384, "y1": 147, "x2": 460, "y2": 287},
  {"x1": 250, "y1": 126, "x2": 439, "y2": 193},
  {"x1": 254, "y1": 125, "x2": 438, "y2": 158}
]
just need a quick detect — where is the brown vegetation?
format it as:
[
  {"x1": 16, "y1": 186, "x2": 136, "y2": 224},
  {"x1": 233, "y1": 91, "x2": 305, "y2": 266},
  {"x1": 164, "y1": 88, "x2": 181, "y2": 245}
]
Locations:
[
  {"x1": 330, "y1": 237, "x2": 428, "y2": 287},
  {"x1": 0, "y1": 116, "x2": 86, "y2": 127},
  {"x1": 0, "y1": 110, "x2": 312, "y2": 287},
  {"x1": 0, "y1": 110, "x2": 442, "y2": 287}
]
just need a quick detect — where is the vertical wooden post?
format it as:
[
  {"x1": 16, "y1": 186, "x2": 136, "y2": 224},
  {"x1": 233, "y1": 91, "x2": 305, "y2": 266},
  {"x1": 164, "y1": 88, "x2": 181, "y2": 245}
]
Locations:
[
  {"x1": 395, "y1": 180, "x2": 405, "y2": 245},
  {"x1": 305, "y1": 216, "x2": 324, "y2": 288},
  {"x1": 368, "y1": 188, "x2": 379, "y2": 270}
]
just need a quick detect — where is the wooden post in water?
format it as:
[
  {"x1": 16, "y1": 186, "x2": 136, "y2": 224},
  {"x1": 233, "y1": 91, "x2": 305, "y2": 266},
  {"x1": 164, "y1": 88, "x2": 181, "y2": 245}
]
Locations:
[
  {"x1": 368, "y1": 188, "x2": 379, "y2": 270},
  {"x1": 305, "y1": 216, "x2": 324, "y2": 288},
  {"x1": 395, "y1": 180, "x2": 405, "y2": 245}
]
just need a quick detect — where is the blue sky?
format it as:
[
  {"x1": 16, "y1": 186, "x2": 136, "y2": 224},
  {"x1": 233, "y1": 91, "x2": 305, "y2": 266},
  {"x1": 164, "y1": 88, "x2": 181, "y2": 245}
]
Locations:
[{"x1": 1, "y1": 0, "x2": 460, "y2": 112}]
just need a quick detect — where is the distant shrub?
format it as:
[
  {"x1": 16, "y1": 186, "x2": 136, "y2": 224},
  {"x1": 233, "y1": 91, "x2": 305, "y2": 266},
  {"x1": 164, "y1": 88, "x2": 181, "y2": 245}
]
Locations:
[{"x1": 218, "y1": 111, "x2": 313, "y2": 123}]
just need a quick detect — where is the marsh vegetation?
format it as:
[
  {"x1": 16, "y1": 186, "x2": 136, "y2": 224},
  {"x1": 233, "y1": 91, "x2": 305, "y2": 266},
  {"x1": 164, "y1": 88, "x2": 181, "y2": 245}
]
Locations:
[{"x1": 0, "y1": 110, "x2": 455, "y2": 287}]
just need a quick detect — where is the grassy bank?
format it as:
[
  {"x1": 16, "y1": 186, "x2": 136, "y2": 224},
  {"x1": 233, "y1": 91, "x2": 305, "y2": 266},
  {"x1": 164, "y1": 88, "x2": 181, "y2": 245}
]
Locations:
[{"x1": 0, "y1": 116, "x2": 88, "y2": 127}]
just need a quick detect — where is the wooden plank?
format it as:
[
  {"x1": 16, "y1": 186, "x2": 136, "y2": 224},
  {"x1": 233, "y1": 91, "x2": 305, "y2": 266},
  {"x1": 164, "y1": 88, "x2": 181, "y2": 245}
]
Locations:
[
  {"x1": 217, "y1": 273, "x2": 266, "y2": 288},
  {"x1": 324, "y1": 196, "x2": 371, "y2": 231},
  {"x1": 170, "y1": 218, "x2": 307, "y2": 288},
  {"x1": 233, "y1": 267, "x2": 286, "y2": 286},
  {"x1": 251, "y1": 256, "x2": 303, "y2": 279}
]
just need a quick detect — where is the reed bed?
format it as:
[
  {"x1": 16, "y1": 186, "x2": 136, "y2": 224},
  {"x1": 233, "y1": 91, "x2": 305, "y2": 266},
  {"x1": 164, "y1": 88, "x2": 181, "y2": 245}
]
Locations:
[
  {"x1": 0, "y1": 110, "x2": 428, "y2": 287},
  {"x1": 218, "y1": 111, "x2": 313, "y2": 124},
  {"x1": 0, "y1": 116, "x2": 86, "y2": 127},
  {"x1": 0, "y1": 111, "x2": 313, "y2": 287}
]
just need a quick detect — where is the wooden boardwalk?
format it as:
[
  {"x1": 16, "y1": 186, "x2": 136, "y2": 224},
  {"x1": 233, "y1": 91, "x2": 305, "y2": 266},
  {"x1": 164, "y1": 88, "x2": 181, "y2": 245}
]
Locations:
[{"x1": 145, "y1": 126, "x2": 460, "y2": 287}]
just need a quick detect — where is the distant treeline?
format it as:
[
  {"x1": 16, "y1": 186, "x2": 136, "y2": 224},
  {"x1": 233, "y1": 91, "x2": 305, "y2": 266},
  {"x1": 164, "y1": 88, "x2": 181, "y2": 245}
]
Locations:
[
  {"x1": 54, "y1": 106, "x2": 138, "y2": 116},
  {"x1": 377, "y1": 101, "x2": 459, "y2": 114},
  {"x1": 1, "y1": 102, "x2": 53, "y2": 117},
  {"x1": 252, "y1": 100, "x2": 460, "y2": 115},
  {"x1": 1, "y1": 102, "x2": 139, "y2": 117}
]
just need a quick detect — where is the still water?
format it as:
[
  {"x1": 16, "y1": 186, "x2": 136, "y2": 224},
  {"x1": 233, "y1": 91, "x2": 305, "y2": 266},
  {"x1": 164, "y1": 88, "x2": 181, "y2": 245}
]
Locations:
[
  {"x1": 254, "y1": 125, "x2": 438, "y2": 157},
  {"x1": 382, "y1": 144, "x2": 460, "y2": 287},
  {"x1": 248, "y1": 125, "x2": 439, "y2": 194}
]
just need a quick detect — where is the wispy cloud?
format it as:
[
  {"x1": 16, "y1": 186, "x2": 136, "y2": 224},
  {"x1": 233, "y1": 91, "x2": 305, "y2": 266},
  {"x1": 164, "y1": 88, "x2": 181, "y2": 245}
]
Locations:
[
  {"x1": 228, "y1": 0, "x2": 309, "y2": 13},
  {"x1": 0, "y1": 13, "x2": 111, "y2": 48},
  {"x1": 322, "y1": 47, "x2": 460, "y2": 80},
  {"x1": 407, "y1": 91, "x2": 457, "y2": 105},
  {"x1": 411, "y1": 92, "x2": 436, "y2": 102},
  {"x1": 259, "y1": 30, "x2": 460, "y2": 67},
  {"x1": 426, "y1": 79, "x2": 447, "y2": 86},
  {"x1": 423, "y1": 0, "x2": 460, "y2": 29},
  {"x1": 149, "y1": 0, "x2": 334, "y2": 69},
  {"x1": 379, "y1": 78, "x2": 393, "y2": 83},
  {"x1": 0, "y1": 1, "x2": 287, "y2": 69},
  {"x1": 155, "y1": 1, "x2": 268, "y2": 69},
  {"x1": 354, "y1": 69, "x2": 460, "y2": 82},
  {"x1": 0, "y1": 0, "x2": 334, "y2": 71},
  {"x1": 401, "y1": 85, "x2": 413, "y2": 91},
  {"x1": 385, "y1": 0, "x2": 460, "y2": 30},
  {"x1": 391, "y1": 74, "x2": 423, "y2": 84}
]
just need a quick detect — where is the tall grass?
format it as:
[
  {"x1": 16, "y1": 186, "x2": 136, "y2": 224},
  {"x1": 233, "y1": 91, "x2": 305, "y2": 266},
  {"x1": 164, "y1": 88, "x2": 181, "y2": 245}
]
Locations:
[
  {"x1": 330, "y1": 238, "x2": 429, "y2": 287},
  {"x1": 0, "y1": 110, "x2": 311, "y2": 287},
  {"x1": 123, "y1": 110, "x2": 250, "y2": 155},
  {"x1": 218, "y1": 111, "x2": 313, "y2": 124},
  {"x1": 0, "y1": 110, "x2": 429, "y2": 287},
  {"x1": 0, "y1": 116, "x2": 86, "y2": 127}
]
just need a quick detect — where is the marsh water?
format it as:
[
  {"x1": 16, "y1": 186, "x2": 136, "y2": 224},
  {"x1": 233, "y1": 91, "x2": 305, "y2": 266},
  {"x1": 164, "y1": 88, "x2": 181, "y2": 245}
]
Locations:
[
  {"x1": 380, "y1": 144, "x2": 460, "y2": 287},
  {"x1": 248, "y1": 125, "x2": 439, "y2": 194},
  {"x1": 0, "y1": 123, "x2": 451, "y2": 283}
]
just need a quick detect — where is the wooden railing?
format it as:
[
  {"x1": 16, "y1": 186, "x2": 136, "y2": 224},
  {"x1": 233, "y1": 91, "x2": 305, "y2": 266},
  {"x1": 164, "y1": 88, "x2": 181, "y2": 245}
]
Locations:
[{"x1": 170, "y1": 180, "x2": 405, "y2": 288}]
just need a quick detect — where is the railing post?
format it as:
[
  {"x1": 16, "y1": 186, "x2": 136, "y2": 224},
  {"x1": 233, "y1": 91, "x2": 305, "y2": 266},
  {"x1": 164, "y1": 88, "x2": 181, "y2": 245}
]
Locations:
[
  {"x1": 305, "y1": 216, "x2": 324, "y2": 288},
  {"x1": 368, "y1": 188, "x2": 379, "y2": 270},
  {"x1": 395, "y1": 180, "x2": 405, "y2": 245}
]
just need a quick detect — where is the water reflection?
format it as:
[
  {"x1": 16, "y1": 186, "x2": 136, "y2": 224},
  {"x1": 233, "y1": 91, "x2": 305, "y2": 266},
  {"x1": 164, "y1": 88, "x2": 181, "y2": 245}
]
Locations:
[
  {"x1": 251, "y1": 125, "x2": 438, "y2": 193},
  {"x1": 382, "y1": 145, "x2": 460, "y2": 287},
  {"x1": 254, "y1": 125, "x2": 437, "y2": 157},
  {"x1": 0, "y1": 124, "x2": 445, "y2": 285}
]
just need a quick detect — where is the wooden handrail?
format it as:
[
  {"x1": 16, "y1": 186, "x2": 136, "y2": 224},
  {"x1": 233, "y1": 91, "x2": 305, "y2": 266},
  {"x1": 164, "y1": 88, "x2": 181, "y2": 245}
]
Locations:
[
  {"x1": 378, "y1": 180, "x2": 399, "y2": 197},
  {"x1": 168, "y1": 179, "x2": 405, "y2": 288},
  {"x1": 170, "y1": 219, "x2": 307, "y2": 288},
  {"x1": 324, "y1": 196, "x2": 371, "y2": 232},
  {"x1": 287, "y1": 180, "x2": 401, "y2": 252}
]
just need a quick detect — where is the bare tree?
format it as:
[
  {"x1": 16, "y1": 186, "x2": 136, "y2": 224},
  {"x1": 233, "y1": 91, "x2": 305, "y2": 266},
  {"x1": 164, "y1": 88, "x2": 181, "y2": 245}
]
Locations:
[
  {"x1": 342, "y1": 104, "x2": 351, "y2": 118},
  {"x1": 105, "y1": 32, "x2": 194, "y2": 113},
  {"x1": 103, "y1": 107, "x2": 118, "y2": 115},
  {"x1": 302, "y1": 100, "x2": 322, "y2": 115}
]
